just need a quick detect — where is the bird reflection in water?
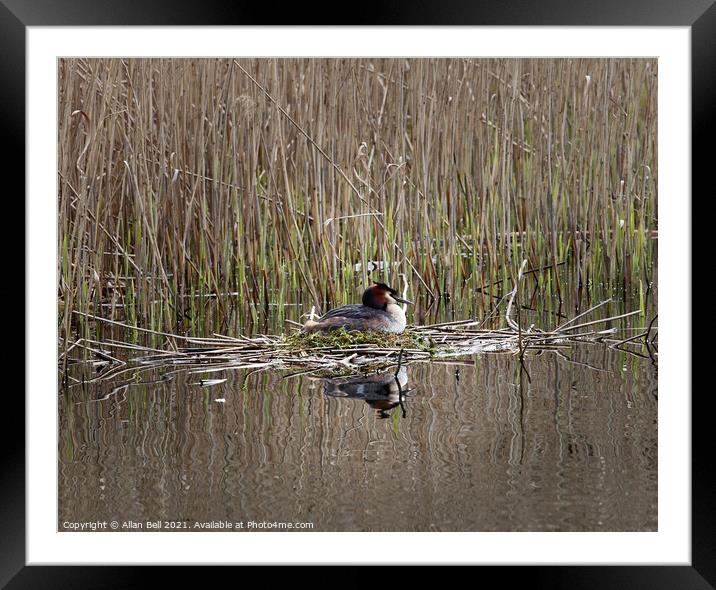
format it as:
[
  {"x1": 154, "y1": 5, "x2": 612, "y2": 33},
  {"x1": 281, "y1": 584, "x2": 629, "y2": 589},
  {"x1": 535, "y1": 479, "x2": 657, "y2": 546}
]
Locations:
[{"x1": 322, "y1": 365, "x2": 413, "y2": 419}]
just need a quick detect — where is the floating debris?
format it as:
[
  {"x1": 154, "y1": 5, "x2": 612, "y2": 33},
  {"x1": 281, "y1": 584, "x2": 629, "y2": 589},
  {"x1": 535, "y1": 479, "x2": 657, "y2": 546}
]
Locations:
[{"x1": 195, "y1": 378, "x2": 228, "y2": 387}]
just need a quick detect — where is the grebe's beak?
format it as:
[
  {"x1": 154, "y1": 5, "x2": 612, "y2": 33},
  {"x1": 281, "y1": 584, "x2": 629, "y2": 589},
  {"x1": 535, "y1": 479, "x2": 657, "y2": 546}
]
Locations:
[{"x1": 393, "y1": 295, "x2": 413, "y2": 305}]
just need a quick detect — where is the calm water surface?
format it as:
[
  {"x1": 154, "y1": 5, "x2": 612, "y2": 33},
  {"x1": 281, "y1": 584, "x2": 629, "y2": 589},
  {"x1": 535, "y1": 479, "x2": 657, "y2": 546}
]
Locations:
[{"x1": 59, "y1": 342, "x2": 657, "y2": 532}]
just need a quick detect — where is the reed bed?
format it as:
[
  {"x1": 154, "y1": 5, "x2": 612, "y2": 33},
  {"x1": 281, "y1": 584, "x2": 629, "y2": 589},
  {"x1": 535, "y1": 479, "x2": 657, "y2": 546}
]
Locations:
[{"x1": 58, "y1": 58, "x2": 657, "y2": 341}]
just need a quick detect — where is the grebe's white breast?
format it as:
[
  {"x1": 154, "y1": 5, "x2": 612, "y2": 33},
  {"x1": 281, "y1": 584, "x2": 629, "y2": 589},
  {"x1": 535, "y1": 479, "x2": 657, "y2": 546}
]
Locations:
[{"x1": 383, "y1": 303, "x2": 407, "y2": 333}]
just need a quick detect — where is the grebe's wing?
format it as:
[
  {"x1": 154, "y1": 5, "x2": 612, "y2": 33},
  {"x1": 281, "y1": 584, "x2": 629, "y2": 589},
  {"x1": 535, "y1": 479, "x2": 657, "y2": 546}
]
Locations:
[{"x1": 318, "y1": 304, "x2": 375, "y2": 321}]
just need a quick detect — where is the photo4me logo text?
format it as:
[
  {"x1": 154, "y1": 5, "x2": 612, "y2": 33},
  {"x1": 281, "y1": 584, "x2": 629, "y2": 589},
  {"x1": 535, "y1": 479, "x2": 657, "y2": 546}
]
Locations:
[{"x1": 61, "y1": 520, "x2": 315, "y2": 531}]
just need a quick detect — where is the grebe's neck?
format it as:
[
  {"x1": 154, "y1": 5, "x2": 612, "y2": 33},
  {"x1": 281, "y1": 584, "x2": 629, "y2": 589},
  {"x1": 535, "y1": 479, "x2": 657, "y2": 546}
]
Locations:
[{"x1": 385, "y1": 302, "x2": 405, "y2": 316}]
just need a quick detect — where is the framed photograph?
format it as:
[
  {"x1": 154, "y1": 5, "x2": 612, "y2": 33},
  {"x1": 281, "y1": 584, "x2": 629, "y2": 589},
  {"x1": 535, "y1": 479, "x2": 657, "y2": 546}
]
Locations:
[{"x1": 11, "y1": 0, "x2": 708, "y2": 586}]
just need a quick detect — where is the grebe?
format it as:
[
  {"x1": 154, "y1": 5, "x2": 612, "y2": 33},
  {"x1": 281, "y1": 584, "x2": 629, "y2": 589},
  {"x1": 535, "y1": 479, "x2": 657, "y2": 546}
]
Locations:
[{"x1": 302, "y1": 283, "x2": 412, "y2": 334}]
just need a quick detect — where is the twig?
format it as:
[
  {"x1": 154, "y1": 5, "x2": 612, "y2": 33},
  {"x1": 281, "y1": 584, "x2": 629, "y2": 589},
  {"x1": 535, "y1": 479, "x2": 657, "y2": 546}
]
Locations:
[
  {"x1": 559, "y1": 310, "x2": 641, "y2": 332},
  {"x1": 555, "y1": 298, "x2": 613, "y2": 331},
  {"x1": 505, "y1": 259, "x2": 528, "y2": 332}
]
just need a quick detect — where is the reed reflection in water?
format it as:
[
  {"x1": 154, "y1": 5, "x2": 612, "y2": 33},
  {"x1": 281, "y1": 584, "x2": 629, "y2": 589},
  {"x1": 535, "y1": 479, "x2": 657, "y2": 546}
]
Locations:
[{"x1": 59, "y1": 345, "x2": 656, "y2": 532}]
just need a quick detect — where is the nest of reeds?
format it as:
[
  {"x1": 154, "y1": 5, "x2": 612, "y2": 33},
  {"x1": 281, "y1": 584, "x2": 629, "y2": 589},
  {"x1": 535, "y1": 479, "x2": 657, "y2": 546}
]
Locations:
[{"x1": 63, "y1": 266, "x2": 657, "y2": 384}]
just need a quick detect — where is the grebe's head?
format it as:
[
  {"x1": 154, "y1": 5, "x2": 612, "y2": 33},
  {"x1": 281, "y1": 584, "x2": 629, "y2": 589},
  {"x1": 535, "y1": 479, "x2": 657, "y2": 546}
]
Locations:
[{"x1": 362, "y1": 283, "x2": 413, "y2": 309}]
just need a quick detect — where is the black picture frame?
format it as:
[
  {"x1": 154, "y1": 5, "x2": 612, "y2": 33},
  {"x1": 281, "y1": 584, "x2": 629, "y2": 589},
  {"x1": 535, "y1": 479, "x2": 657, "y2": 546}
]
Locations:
[{"x1": 8, "y1": 0, "x2": 708, "y2": 586}]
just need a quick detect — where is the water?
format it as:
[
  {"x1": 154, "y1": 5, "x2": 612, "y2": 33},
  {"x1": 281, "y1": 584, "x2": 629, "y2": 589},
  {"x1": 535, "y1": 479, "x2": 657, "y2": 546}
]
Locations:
[{"x1": 59, "y1": 342, "x2": 657, "y2": 532}]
